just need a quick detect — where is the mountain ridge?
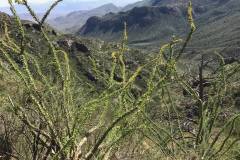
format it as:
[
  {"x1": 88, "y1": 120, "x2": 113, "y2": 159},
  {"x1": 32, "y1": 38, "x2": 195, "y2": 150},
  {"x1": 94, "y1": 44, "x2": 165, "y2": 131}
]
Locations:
[
  {"x1": 48, "y1": 3, "x2": 120, "y2": 33},
  {"x1": 77, "y1": 0, "x2": 240, "y2": 56}
]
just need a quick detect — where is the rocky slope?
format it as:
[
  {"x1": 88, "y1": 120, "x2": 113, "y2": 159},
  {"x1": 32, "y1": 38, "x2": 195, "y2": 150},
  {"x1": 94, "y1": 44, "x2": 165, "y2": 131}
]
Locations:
[{"x1": 0, "y1": 12, "x2": 147, "y2": 87}]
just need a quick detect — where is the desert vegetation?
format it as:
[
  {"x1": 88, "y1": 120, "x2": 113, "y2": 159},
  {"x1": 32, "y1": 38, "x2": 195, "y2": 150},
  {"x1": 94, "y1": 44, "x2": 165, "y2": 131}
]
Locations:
[{"x1": 0, "y1": 0, "x2": 240, "y2": 160}]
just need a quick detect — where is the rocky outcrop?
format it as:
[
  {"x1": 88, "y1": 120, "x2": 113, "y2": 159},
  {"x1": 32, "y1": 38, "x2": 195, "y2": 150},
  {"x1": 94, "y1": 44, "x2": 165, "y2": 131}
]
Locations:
[{"x1": 57, "y1": 38, "x2": 90, "y2": 56}]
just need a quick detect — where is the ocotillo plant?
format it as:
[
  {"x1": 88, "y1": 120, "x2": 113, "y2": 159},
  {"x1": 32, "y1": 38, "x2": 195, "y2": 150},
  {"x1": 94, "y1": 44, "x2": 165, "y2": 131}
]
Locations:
[{"x1": 0, "y1": 0, "x2": 240, "y2": 160}]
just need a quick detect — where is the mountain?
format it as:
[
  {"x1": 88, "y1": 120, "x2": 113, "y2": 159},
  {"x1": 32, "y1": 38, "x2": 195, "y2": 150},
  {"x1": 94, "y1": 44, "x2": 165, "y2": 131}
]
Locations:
[
  {"x1": 79, "y1": 6, "x2": 187, "y2": 45},
  {"x1": 48, "y1": 3, "x2": 120, "y2": 33},
  {"x1": 121, "y1": 0, "x2": 151, "y2": 11},
  {"x1": 78, "y1": 0, "x2": 190, "y2": 47},
  {"x1": 77, "y1": 0, "x2": 240, "y2": 56}
]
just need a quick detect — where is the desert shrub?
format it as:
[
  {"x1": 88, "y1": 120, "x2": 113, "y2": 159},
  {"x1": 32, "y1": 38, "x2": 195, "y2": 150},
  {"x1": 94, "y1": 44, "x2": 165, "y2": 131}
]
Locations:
[{"x1": 0, "y1": 0, "x2": 240, "y2": 160}]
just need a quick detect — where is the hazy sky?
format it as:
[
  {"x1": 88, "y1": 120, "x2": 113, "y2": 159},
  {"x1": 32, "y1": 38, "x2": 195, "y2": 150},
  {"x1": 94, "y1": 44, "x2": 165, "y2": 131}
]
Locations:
[
  {"x1": 0, "y1": 0, "x2": 50, "y2": 7},
  {"x1": 0, "y1": 0, "x2": 141, "y2": 7}
]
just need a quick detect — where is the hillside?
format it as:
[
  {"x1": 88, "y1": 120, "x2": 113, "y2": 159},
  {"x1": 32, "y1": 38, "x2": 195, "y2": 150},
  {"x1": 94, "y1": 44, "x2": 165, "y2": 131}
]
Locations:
[
  {"x1": 189, "y1": 0, "x2": 240, "y2": 57},
  {"x1": 0, "y1": 11, "x2": 148, "y2": 96},
  {"x1": 48, "y1": 3, "x2": 120, "y2": 33},
  {"x1": 0, "y1": 12, "x2": 114, "y2": 87},
  {"x1": 78, "y1": 0, "x2": 240, "y2": 54}
]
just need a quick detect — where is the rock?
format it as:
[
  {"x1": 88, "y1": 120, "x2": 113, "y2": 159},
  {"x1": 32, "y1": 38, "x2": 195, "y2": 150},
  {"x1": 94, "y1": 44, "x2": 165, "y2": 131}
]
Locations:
[
  {"x1": 57, "y1": 39, "x2": 74, "y2": 49},
  {"x1": 57, "y1": 39, "x2": 90, "y2": 56}
]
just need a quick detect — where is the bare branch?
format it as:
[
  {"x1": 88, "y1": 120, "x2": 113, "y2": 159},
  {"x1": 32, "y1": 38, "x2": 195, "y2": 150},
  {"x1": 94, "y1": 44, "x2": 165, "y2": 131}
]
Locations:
[{"x1": 40, "y1": 0, "x2": 64, "y2": 26}]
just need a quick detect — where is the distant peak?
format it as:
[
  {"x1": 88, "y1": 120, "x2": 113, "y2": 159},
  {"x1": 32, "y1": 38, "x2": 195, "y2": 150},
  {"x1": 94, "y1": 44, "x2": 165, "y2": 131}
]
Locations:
[{"x1": 97, "y1": 3, "x2": 118, "y2": 8}]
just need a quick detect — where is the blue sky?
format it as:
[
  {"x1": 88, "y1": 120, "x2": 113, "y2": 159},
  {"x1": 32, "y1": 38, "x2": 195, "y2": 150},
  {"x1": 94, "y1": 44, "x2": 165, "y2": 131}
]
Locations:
[{"x1": 0, "y1": 0, "x2": 141, "y2": 7}]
